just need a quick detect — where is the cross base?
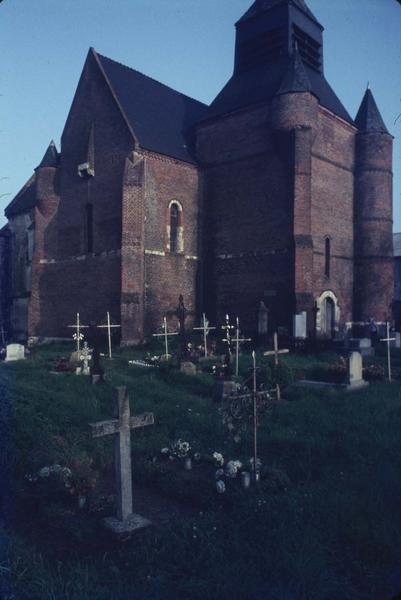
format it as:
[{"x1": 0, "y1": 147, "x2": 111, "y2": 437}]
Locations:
[{"x1": 103, "y1": 513, "x2": 152, "y2": 535}]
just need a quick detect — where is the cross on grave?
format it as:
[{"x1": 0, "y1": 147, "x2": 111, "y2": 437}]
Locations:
[
  {"x1": 152, "y1": 316, "x2": 178, "y2": 359},
  {"x1": 380, "y1": 321, "x2": 396, "y2": 382},
  {"x1": 68, "y1": 313, "x2": 89, "y2": 352},
  {"x1": 233, "y1": 317, "x2": 252, "y2": 377},
  {"x1": 193, "y1": 313, "x2": 216, "y2": 358},
  {"x1": 79, "y1": 342, "x2": 92, "y2": 375},
  {"x1": 97, "y1": 312, "x2": 121, "y2": 359},
  {"x1": 221, "y1": 314, "x2": 235, "y2": 373},
  {"x1": 90, "y1": 386, "x2": 154, "y2": 534},
  {"x1": 263, "y1": 332, "x2": 290, "y2": 400}
]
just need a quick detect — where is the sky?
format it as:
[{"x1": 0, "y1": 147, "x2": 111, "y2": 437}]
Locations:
[{"x1": 1, "y1": 0, "x2": 400, "y2": 229}]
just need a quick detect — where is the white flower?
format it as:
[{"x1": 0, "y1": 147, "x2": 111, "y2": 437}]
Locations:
[
  {"x1": 225, "y1": 460, "x2": 243, "y2": 478},
  {"x1": 215, "y1": 468, "x2": 225, "y2": 479},
  {"x1": 50, "y1": 464, "x2": 62, "y2": 473},
  {"x1": 61, "y1": 467, "x2": 72, "y2": 477},
  {"x1": 216, "y1": 480, "x2": 226, "y2": 494},
  {"x1": 161, "y1": 447, "x2": 169, "y2": 455},
  {"x1": 39, "y1": 466, "x2": 50, "y2": 478},
  {"x1": 212, "y1": 452, "x2": 224, "y2": 466}
]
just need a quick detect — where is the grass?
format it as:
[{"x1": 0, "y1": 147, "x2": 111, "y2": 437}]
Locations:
[{"x1": 1, "y1": 341, "x2": 401, "y2": 599}]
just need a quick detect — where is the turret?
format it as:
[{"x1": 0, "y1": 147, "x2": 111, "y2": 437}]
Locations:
[
  {"x1": 354, "y1": 89, "x2": 393, "y2": 323},
  {"x1": 34, "y1": 140, "x2": 60, "y2": 224}
]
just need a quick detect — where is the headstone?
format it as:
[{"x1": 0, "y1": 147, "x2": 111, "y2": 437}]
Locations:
[
  {"x1": 5, "y1": 344, "x2": 25, "y2": 362},
  {"x1": 180, "y1": 361, "x2": 197, "y2": 375},
  {"x1": 391, "y1": 332, "x2": 401, "y2": 348},
  {"x1": 89, "y1": 387, "x2": 154, "y2": 534},
  {"x1": 346, "y1": 351, "x2": 368, "y2": 389},
  {"x1": 293, "y1": 311, "x2": 307, "y2": 339},
  {"x1": 257, "y1": 301, "x2": 269, "y2": 342},
  {"x1": 348, "y1": 337, "x2": 374, "y2": 357}
]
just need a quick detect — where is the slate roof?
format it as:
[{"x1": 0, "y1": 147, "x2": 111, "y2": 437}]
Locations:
[
  {"x1": 5, "y1": 175, "x2": 36, "y2": 219},
  {"x1": 237, "y1": 0, "x2": 321, "y2": 28},
  {"x1": 36, "y1": 140, "x2": 59, "y2": 169},
  {"x1": 96, "y1": 52, "x2": 208, "y2": 163},
  {"x1": 354, "y1": 88, "x2": 389, "y2": 134},
  {"x1": 206, "y1": 57, "x2": 353, "y2": 123},
  {"x1": 277, "y1": 46, "x2": 311, "y2": 94}
]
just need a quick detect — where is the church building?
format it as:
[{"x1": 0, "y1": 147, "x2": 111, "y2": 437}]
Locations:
[{"x1": 2, "y1": 0, "x2": 394, "y2": 343}]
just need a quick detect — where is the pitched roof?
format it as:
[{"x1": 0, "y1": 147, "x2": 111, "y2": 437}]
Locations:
[
  {"x1": 96, "y1": 51, "x2": 208, "y2": 163},
  {"x1": 206, "y1": 57, "x2": 353, "y2": 123},
  {"x1": 36, "y1": 140, "x2": 59, "y2": 169},
  {"x1": 354, "y1": 88, "x2": 389, "y2": 134},
  {"x1": 237, "y1": 0, "x2": 321, "y2": 28},
  {"x1": 5, "y1": 175, "x2": 36, "y2": 219}
]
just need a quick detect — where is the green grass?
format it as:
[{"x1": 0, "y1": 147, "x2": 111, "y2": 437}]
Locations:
[{"x1": 2, "y1": 342, "x2": 401, "y2": 599}]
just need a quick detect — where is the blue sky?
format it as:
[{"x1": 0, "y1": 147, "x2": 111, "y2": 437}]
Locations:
[{"x1": 1, "y1": 0, "x2": 400, "y2": 229}]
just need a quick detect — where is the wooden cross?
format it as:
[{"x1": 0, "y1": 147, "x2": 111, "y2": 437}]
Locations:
[
  {"x1": 193, "y1": 313, "x2": 216, "y2": 358},
  {"x1": 380, "y1": 321, "x2": 396, "y2": 382},
  {"x1": 152, "y1": 316, "x2": 178, "y2": 359},
  {"x1": 90, "y1": 387, "x2": 154, "y2": 532},
  {"x1": 68, "y1": 313, "x2": 89, "y2": 352},
  {"x1": 97, "y1": 312, "x2": 121, "y2": 359},
  {"x1": 264, "y1": 332, "x2": 290, "y2": 400},
  {"x1": 233, "y1": 317, "x2": 252, "y2": 377}
]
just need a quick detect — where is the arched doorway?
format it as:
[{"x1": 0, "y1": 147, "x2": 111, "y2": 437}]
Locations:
[{"x1": 316, "y1": 291, "x2": 340, "y2": 339}]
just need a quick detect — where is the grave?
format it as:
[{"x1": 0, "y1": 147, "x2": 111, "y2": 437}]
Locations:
[
  {"x1": 348, "y1": 337, "x2": 374, "y2": 357},
  {"x1": 293, "y1": 311, "x2": 307, "y2": 339},
  {"x1": 5, "y1": 343, "x2": 25, "y2": 362},
  {"x1": 90, "y1": 386, "x2": 154, "y2": 534},
  {"x1": 294, "y1": 351, "x2": 368, "y2": 392}
]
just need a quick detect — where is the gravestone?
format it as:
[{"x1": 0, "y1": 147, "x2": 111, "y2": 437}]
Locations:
[
  {"x1": 257, "y1": 301, "x2": 269, "y2": 342},
  {"x1": 349, "y1": 337, "x2": 374, "y2": 357},
  {"x1": 90, "y1": 387, "x2": 154, "y2": 534},
  {"x1": 391, "y1": 332, "x2": 401, "y2": 348},
  {"x1": 293, "y1": 311, "x2": 307, "y2": 339},
  {"x1": 5, "y1": 344, "x2": 25, "y2": 362},
  {"x1": 347, "y1": 351, "x2": 368, "y2": 389}
]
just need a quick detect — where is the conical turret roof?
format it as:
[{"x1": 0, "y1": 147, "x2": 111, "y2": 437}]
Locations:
[
  {"x1": 277, "y1": 45, "x2": 311, "y2": 95},
  {"x1": 36, "y1": 140, "x2": 59, "y2": 169},
  {"x1": 355, "y1": 89, "x2": 389, "y2": 134}
]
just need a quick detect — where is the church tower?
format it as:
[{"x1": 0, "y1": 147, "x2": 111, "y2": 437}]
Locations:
[
  {"x1": 354, "y1": 89, "x2": 393, "y2": 323},
  {"x1": 198, "y1": 0, "x2": 354, "y2": 335}
]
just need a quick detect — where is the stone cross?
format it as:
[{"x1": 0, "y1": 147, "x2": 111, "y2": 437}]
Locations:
[
  {"x1": 193, "y1": 313, "x2": 216, "y2": 357},
  {"x1": 233, "y1": 317, "x2": 252, "y2": 377},
  {"x1": 97, "y1": 312, "x2": 121, "y2": 359},
  {"x1": 79, "y1": 341, "x2": 92, "y2": 375},
  {"x1": 152, "y1": 316, "x2": 178, "y2": 359},
  {"x1": 221, "y1": 314, "x2": 235, "y2": 375},
  {"x1": 263, "y1": 332, "x2": 290, "y2": 400},
  {"x1": 68, "y1": 313, "x2": 88, "y2": 352},
  {"x1": 90, "y1": 387, "x2": 154, "y2": 533},
  {"x1": 380, "y1": 321, "x2": 396, "y2": 382}
]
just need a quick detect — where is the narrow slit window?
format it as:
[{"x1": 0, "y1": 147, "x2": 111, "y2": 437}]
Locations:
[
  {"x1": 325, "y1": 237, "x2": 330, "y2": 278},
  {"x1": 170, "y1": 203, "x2": 179, "y2": 254},
  {"x1": 86, "y1": 203, "x2": 94, "y2": 254}
]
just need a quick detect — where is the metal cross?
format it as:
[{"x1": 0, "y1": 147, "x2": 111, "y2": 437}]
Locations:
[
  {"x1": 90, "y1": 387, "x2": 154, "y2": 530},
  {"x1": 97, "y1": 312, "x2": 121, "y2": 359},
  {"x1": 68, "y1": 312, "x2": 89, "y2": 352},
  {"x1": 193, "y1": 312, "x2": 216, "y2": 358},
  {"x1": 264, "y1": 332, "x2": 290, "y2": 400},
  {"x1": 152, "y1": 316, "x2": 178, "y2": 359},
  {"x1": 233, "y1": 317, "x2": 252, "y2": 376},
  {"x1": 380, "y1": 321, "x2": 396, "y2": 382}
]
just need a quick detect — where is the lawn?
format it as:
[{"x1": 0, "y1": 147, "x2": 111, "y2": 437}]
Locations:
[{"x1": 1, "y1": 341, "x2": 401, "y2": 599}]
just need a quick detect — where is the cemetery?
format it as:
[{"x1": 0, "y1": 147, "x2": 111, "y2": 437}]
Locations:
[{"x1": 2, "y1": 309, "x2": 401, "y2": 599}]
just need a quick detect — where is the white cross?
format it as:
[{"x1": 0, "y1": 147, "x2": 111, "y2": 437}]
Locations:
[
  {"x1": 264, "y1": 332, "x2": 290, "y2": 400},
  {"x1": 193, "y1": 313, "x2": 216, "y2": 358},
  {"x1": 97, "y1": 312, "x2": 121, "y2": 359},
  {"x1": 79, "y1": 341, "x2": 92, "y2": 375},
  {"x1": 221, "y1": 313, "x2": 235, "y2": 350},
  {"x1": 152, "y1": 316, "x2": 178, "y2": 359},
  {"x1": 90, "y1": 386, "x2": 154, "y2": 530},
  {"x1": 233, "y1": 317, "x2": 252, "y2": 376},
  {"x1": 68, "y1": 313, "x2": 89, "y2": 352},
  {"x1": 380, "y1": 321, "x2": 396, "y2": 382}
]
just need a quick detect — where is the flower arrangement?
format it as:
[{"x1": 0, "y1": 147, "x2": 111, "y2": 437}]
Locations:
[{"x1": 212, "y1": 452, "x2": 224, "y2": 467}]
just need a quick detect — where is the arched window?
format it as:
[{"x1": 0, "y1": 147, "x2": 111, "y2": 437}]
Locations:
[
  {"x1": 85, "y1": 203, "x2": 94, "y2": 253},
  {"x1": 169, "y1": 202, "x2": 183, "y2": 254},
  {"x1": 325, "y1": 237, "x2": 330, "y2": 278}
]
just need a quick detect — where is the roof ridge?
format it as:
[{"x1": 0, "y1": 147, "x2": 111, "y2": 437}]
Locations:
[{"x1": 96, "y1": 52, "x2": 207, "y2": 108}]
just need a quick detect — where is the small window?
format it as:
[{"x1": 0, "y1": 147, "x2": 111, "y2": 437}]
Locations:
[
  {"x1": 85, "y1": 203, "x2": 94, "y2": 253},
  {"x1": 325, "y1": 237, "x2": 330, "y2": 278},
  {"x1": 170, "y1": 203, "x2": 180, "y2": 254}
]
